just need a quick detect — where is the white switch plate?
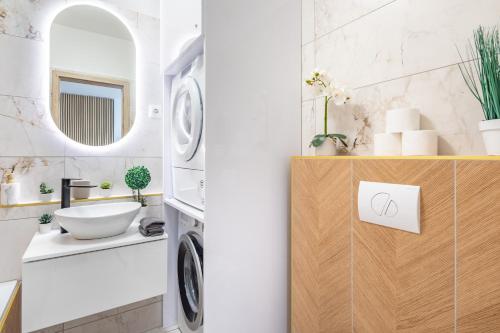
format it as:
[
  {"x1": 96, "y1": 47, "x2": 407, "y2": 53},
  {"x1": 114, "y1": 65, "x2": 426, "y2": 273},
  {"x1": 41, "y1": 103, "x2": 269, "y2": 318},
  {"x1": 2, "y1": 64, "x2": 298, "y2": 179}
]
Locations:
[
  {"x1": 148, "y1": 105, "x2": 162, "y2": 118},
  {"x1": 358, "y1": 181, "x2": 420, "y2": 234}
]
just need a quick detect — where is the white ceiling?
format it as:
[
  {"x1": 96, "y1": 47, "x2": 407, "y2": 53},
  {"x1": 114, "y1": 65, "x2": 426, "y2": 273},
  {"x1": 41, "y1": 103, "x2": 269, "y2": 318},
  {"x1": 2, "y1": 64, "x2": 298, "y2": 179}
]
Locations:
[{"x1": 53, "y1": 5, "x2": 133, "y2": 41}]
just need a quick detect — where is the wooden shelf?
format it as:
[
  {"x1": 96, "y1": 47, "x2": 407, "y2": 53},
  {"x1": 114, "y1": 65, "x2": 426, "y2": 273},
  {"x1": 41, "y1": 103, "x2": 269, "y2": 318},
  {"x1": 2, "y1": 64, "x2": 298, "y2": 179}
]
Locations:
[{"x1": 0, "y1": 193, "x2": 162, "y2": 209}]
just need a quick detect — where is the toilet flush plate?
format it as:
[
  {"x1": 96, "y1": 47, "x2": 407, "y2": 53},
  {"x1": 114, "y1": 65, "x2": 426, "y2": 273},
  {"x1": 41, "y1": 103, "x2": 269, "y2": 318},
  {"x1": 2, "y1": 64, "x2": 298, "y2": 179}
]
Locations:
[{"x1": 358, "y1": 181, "x2": 421, "y2": 234}]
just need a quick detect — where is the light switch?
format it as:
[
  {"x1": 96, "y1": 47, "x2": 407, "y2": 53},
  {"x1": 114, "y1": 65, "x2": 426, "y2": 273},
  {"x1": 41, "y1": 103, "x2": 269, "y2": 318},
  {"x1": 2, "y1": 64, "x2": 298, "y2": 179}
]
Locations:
[
  {"x1": 148, "y1": 105, "x2": 162, "y2": 119},
  {"x1": 358, "y1": 181, "x2": 420, "y2": 234}
]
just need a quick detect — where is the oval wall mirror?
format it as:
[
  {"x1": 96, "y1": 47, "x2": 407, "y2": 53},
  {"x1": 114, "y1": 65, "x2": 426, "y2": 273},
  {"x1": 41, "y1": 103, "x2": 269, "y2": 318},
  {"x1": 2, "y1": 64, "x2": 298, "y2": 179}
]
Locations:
[{"x1": 50, "y1": 5, "x2": 136, "y2": 146}]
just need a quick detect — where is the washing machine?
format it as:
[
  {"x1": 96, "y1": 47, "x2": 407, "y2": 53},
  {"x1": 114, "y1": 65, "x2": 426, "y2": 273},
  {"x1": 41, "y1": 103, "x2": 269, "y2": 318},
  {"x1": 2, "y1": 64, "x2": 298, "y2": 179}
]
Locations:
[
  {"x1": 170, "y1": 54, "x2": 205, "y2": 211},
  {"x1": 177, "y1": 212, "x2": 204, "y2": 333}
]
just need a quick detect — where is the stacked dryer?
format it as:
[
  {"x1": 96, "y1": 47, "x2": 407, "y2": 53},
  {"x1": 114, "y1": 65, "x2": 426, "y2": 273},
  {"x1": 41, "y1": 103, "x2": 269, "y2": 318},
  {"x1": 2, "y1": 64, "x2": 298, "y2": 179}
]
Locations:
[{"x1": 170, "y1": 54, "x2": 205, "y2": 211}]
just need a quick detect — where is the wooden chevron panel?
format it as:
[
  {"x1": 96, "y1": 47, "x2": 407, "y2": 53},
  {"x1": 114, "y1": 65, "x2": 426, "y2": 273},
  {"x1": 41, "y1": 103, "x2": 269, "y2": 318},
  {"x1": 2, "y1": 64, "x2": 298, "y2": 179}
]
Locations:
[
  {"x1": 352, "y1": 160, "x2": 454, "y2": 332},
  {"x1": 291, "y1": 159, "x2": 352, "y2": 333},
  {"x1": 457, "y1": 161, "x2": 500, "y2": 332}
]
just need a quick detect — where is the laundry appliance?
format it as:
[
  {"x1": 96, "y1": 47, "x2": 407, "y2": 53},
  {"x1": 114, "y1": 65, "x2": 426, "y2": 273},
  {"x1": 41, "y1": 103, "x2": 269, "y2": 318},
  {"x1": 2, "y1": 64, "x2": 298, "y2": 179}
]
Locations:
[
  {"x1": 177, "y1": 212, "x2": 204, "y2": 333},
  {"x1": 170, "y1": 54, "x2": 205, "y2": 211}
]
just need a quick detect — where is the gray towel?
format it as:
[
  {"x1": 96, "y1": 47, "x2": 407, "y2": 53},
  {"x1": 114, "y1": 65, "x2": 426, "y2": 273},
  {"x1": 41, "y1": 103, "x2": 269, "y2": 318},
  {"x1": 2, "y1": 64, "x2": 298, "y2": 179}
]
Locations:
[
  {"x1": 139, "y1": 217, "x2": 165, "y2": 229},
  {"x1": 139, "y1": 225, "x2": 164, "y2": 237}
]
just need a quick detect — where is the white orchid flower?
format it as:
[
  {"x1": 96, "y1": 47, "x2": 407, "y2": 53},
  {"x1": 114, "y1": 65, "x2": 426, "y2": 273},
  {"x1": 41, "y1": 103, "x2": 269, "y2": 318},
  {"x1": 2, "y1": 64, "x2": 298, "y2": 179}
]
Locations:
[{"x1": 332, "y1": 87, "x2": 352, "y2": 105}]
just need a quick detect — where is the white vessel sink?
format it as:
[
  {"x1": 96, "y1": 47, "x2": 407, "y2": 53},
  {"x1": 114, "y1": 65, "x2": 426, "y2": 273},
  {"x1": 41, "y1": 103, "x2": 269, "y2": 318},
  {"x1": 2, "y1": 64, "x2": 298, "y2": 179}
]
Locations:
[{"x1": 55, "y1": 202, "x2": 142, "y2": 240}]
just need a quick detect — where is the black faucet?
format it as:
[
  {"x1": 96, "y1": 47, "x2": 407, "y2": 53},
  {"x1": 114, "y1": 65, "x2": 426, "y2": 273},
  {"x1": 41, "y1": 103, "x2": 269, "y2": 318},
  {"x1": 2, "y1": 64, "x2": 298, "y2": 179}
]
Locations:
[{"x1": 60, "y1": 178, "x2": 97, "y2": 233}]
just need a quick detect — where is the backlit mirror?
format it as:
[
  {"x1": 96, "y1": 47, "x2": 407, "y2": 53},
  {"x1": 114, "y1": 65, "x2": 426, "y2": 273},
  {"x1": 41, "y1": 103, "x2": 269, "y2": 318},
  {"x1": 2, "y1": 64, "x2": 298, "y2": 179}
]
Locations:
[{"x1": 50, "y1": 5, "x2": 136, "y2": 146}]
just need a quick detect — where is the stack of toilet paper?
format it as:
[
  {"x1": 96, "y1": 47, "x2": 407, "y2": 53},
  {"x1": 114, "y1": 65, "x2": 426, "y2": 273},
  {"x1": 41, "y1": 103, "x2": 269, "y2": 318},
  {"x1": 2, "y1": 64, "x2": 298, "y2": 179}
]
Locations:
[{"x1": 374, "y1": 108, "x2": 438, "y2": 156}]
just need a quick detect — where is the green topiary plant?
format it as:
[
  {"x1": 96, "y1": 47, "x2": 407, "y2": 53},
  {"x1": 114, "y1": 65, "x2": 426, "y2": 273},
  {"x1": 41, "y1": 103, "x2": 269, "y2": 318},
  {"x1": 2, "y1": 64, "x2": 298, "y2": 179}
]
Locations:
[
  {"x1": 125, "y1": 166, "x2": 151, "y2": 206},
  {"x1": 38, "y1": 213, "x2": 54, "y2": 224},
  {"x1": 39, "y1": 182, "x2": 54, "y2": 194},
  {"x1": 100, "y1": 180, "x2": 112, "y2": 190}
]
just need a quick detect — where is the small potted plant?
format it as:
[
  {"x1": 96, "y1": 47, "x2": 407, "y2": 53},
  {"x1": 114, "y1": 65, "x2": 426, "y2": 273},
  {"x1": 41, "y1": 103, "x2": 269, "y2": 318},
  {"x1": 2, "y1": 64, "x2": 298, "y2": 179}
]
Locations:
[
  {"x1": 305, "y1": 70, "x2": 351, "y2": 156},
  {"x1": 38, "y1": 213, "x2": 54, "y2": 234},
  {"x1": 458, "y1": 26, "x2": 500, "y2": 155},
  {"x1": 125, "y1": 166, "x2": 151, "y2": 207},
  {"x1": 39, "y1": 182, "x2": 54, "y2": 202},
  {"x1": 100, "y1": 180, "x2": 112, "y2": 197}
]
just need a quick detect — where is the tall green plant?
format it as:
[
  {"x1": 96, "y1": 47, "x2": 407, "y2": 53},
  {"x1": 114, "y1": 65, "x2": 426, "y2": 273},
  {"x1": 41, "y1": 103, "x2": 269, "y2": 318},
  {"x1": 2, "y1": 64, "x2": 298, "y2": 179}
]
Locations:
[{"x1": 457, "y1": 26, "x2": 500, "y2": 120}]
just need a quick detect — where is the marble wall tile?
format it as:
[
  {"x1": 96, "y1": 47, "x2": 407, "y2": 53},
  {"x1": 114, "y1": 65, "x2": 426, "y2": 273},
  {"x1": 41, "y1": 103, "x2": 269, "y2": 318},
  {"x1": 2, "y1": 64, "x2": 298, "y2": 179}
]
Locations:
[
  {"x1": 118, "y1": 301, "x2": 163, "y2": 333},
  {"x1": 64, "y1": 157, "x2": 128, "y2": 196},
  {"x1": 0, "y1": 96, "x2": 66, "y2": 157},
  {"x1": 0, "y1": 35, "x2": 45, "y2": 98},
  {"x1": 314, "y1": 0, "x2": 500, "y2": 89},
  {"x1": 314, "y1": 0, "x2": 395, "y2": 37},
  {"x1": 63, "y1": 307, "x2": 120, "y2": 330},
  {"x1": 0, "y1": 0, "x2": 66, "y2": 40},
  {"x1": 301, "y1": 100, "x2": 315, "y2": 156},
  {"x1": 302, "y1": 0, "x2": 314, "y2": 44},
  {"x1": 0, "y1": 217, "x2": 38, "y2": 281},
  {"x1": 0, "y1": 157, "x2": 65, "y2": 202},
  {"x1": 308, "y1": 64, "x2": 486, "y2": 155},
  {"x1": 301, "y1": 42, "x2": 315, "y2": 101},
  {"x1": 63, "y1": 300, "x2": 162, "y2": 333},
  {"x1": 64, "y1": 157, "x2": 162, "y2": 197}
]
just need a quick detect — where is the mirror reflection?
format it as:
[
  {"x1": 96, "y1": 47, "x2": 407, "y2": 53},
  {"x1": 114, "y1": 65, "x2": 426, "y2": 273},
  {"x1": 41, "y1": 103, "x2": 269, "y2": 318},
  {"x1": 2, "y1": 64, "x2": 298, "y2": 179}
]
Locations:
[{"x1": 50, "y1": 5, "x2": 136, "y2": 146}]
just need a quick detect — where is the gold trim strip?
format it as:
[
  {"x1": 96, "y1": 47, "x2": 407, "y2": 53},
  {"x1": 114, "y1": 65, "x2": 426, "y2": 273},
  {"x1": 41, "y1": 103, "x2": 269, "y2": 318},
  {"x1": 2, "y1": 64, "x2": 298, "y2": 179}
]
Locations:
[
  {"x1": 0, "y1": 193, "x2": 163, "y2": 209},
  {"x1": 292, "y1": 155, "x2": 500, "y2": 161},
  {"x1": 0, "y1": 281, "x2": 20, "y2": 332}
]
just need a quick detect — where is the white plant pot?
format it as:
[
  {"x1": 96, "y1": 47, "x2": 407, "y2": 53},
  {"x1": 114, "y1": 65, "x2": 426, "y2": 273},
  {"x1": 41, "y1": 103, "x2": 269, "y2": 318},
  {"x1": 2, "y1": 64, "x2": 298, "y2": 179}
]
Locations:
[
  {"x1": 39, "y1": 223, "x2": 52, "y2": 234},
  {"x1": 315, "y1": 139, "x2": 338, "y2": 156},
  {"x1": 479, "y1": 119, "x2": 500, "y2": 156},
  {"x1": 39, "y1": 193, "x2": 53, "y2": 202},
  {"x1": 101, "y1": 189, "x2": 112, "y2": 197}
]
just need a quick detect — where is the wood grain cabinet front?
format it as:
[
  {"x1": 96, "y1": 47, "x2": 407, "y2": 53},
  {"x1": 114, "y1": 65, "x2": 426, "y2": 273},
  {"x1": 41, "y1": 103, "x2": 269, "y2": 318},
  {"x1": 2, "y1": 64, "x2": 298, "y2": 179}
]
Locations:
[{"x1": 291, "y1": 157, "x2": 500, "y2": 333}]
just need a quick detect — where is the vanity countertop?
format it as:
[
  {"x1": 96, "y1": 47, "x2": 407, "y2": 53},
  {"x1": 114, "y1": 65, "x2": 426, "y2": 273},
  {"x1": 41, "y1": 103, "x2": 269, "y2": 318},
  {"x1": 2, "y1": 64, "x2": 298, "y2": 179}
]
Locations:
[{"x1": 23, "y1": 223, "x2": 167, "y2": 263}]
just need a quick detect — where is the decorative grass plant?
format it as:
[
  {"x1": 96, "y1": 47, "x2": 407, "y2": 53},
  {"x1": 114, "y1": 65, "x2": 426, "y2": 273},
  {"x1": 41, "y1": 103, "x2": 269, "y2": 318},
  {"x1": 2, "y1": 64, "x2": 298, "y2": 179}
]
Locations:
[{"x1": 458, "y1": 26, "x2": 500, "y2": 120}]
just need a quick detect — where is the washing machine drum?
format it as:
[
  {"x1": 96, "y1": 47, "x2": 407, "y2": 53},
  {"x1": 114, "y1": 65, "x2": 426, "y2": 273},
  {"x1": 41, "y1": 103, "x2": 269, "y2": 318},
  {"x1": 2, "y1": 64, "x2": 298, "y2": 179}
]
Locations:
[
  {"x1": 178, "y1": 231, "x2": 203, "y2": 331},
  {"x1": 172, "y1": 76, "x2": 203, "y2": 162}
]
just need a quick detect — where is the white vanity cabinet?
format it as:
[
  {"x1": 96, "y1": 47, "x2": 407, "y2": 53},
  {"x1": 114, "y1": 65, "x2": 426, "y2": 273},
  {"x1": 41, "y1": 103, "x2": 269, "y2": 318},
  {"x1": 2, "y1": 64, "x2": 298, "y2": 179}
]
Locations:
[{"x1": 22, "y1": 225, "x2": 167, "y2": 333}]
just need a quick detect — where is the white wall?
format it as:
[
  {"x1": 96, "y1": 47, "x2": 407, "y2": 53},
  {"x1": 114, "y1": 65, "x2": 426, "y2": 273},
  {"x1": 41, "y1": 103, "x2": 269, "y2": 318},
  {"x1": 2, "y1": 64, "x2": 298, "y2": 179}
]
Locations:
[
  {"x1": 51, "y1": 24, "x2": 135, "y2": 80},
  {"x1": 160, "y1": 0, "x2": 202, "y2": 71},
  {"x1": 204, "y1": 0, "x2": 301, "y2": 332}
]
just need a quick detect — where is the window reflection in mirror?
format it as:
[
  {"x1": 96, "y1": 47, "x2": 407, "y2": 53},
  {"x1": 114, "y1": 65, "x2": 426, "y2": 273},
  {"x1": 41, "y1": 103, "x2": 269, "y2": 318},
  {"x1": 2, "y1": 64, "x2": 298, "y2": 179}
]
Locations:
[{"x1": 50, "y1": 5, "x2": 135, "y2": 146}]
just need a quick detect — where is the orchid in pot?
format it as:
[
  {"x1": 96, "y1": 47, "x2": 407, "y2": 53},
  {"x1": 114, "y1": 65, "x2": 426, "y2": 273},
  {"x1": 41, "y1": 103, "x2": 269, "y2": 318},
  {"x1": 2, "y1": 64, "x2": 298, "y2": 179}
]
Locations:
[
  {"x1": 458, "y1": 26, "x2": 500, "y2": 155},
  {"x1": 305, "y1": 70, "x2": 351, "y2": 156}
]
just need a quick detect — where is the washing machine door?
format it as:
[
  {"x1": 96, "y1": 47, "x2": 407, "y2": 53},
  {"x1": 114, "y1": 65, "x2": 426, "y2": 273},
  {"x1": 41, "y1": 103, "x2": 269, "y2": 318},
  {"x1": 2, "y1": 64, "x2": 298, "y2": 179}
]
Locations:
[
  {"x1": 172, "y1": 76, "x2": 203, "y2": 162},
  {"x1": 178, "y1": 231, "x2": 203, "y2": 330}
]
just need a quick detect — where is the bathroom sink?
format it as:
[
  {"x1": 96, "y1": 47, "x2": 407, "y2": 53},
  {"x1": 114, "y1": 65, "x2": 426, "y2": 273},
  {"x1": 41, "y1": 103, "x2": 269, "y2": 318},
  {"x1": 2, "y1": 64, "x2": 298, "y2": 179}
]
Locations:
[{"x1": 55, "y1": 202, "x2": 142, "y2": 240}]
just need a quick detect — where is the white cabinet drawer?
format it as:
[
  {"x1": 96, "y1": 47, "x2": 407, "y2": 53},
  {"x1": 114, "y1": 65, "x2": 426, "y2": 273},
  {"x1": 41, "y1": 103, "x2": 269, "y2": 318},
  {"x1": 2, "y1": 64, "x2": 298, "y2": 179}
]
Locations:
[{"x1": 22, "y1": 239, "x2": 167, "y2": 333}]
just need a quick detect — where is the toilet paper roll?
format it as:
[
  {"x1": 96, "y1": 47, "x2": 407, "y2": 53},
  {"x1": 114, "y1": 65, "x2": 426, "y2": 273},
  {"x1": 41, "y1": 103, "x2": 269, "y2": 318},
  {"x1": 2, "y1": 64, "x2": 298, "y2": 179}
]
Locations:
[
  {"x1": 386, "y1": 108, "x2": 420, "y2": 133},
  {"x1": 402, "y1": 130, "x2": 438, "y2": 156},
  {"x1": 373, "y1": 133, "x2": 402, "y2": 156}
]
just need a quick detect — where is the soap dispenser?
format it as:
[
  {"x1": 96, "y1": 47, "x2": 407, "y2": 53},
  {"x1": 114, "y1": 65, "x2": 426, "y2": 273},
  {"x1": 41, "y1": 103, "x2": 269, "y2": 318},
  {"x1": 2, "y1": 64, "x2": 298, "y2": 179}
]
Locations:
[{"x1": 0, "y1": 170, "x2": 20, "y2": 206}]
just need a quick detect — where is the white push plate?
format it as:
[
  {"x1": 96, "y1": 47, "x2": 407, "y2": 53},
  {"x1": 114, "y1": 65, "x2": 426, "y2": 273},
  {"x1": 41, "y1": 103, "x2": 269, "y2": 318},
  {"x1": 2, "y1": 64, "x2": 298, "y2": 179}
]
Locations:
[{"x1": 358, "y1": 181, "x2": 420, "y2": 234}]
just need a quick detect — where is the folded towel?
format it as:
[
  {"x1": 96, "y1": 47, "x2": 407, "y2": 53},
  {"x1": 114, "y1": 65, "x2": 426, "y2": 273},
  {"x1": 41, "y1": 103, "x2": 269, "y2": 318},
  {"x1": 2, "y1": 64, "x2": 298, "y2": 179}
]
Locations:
[
  {"x1": 139, "y1": 225, "x2": 164, "y2": 237},
  {"x1": 139, "y1": 217, "x2": 165, "y2": 229}
]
